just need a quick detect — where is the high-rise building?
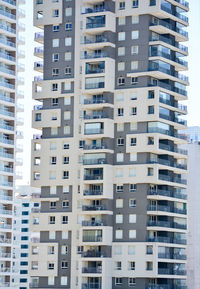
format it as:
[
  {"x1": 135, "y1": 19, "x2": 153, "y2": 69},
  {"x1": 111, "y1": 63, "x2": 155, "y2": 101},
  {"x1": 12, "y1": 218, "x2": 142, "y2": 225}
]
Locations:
[
  {"x1": 0, "y1": 0, "x2": 25, "y2": 288},
  {"x1": 30, "y1": 1, "x2": 189, "y2": 289}
]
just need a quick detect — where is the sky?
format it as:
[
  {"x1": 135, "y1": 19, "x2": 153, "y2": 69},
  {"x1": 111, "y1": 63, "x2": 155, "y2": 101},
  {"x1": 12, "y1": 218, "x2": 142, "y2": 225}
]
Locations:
[{"x1": 20, "y1": 0, "x2": 200, "y2": 184}]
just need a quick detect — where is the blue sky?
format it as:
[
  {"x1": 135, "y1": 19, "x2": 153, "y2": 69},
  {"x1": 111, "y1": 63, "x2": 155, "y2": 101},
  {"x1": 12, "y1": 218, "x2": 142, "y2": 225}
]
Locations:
[{"x1": 20, "y1": 0, "x2": 199, "y2": 184}]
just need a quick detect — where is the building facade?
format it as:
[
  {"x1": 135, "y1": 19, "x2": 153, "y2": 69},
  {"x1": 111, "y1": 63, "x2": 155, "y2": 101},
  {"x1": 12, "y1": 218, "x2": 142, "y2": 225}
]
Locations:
[
  {"x1": 30, "y1": 0, "x2": 189, "y2": 289},
  {"x1": 0, "y1": 0, "x2": 25, "y2": 288}
]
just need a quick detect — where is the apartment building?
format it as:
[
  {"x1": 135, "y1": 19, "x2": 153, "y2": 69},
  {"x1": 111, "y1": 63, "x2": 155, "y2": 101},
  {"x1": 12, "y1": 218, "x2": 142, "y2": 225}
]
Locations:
[
  {"x1": 30, "y1": 0, "x2": 189, "y2": 289},
  {"x1": 0, "y1": 0, "x2": 25, "y2": 288},
  {"x1": 12, "y1": 186, "x2": 40, "y2": 289}
]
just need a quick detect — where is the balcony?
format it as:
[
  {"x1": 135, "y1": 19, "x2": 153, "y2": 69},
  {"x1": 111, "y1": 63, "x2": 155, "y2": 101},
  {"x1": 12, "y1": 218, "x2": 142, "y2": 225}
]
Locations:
[
  {"x1": 147, "y1": 189, "x2": 187, "y2": 200},
  {"x1": 82, "y1": 36, "x2": 109, "y2": 45},
  {"x1": 158, "y1": 174, "x2": 187, "y2": 185},
  {"x1": 147, "y1": 236, "x2": 186, "y2": 245},
  {"x1": 82, "y1": 7, "x2": 109, "y2": 14},
  {"x1": 0, "y1": 52, "x2": 15, "y2": 62},
  {"x1": 161, "y1": 4, "x2": 188, "y2": 23},
  {"x1": 84, "y1": 174, "x2": 103, "y2": 180},
  {"x1": 82, "y1": 52, "x2": 108, "y2": 60},
  {"x1": 147, "y1": 127, "x2": 187, "y2": 140},
  {"x1": 147, "y1": 205, "x2": 187, "y2": 215},
  {"x1": 158, "y1": 252, "x2": 186, "y2": 260},
  {"x1": 82, "y1": 220, "x2": 105, "y2": 227},
  {"x1": 82, "y1": 283, "x2": 101, "y2": 289},
  {"x1": 147, "y1": 220, "x2": 187, "y2": 230},
  {"x1": 149, "y1": 81, "x2": 187, "y2": 97},
  {"x1": 83, "y1": 236, "x2": 102, "y2": 242},
  {"x1": 84, "y1": 98, "x2": 110, "y2": 105},
  {"x1": 86, "y1": 16, "x2": 105, "y2": 29},
  {"x1": 83, "y1": 114, "x2": 108, "y2": 120},
  {"x1": 0, "y1": 24, "x2": 16, "y2": 34},
  {"x1": 146, "y1": 285, "x2": 187, "y2": 289},
  {"x1": 159, "y1": 143, "x2": 187, "y2": 155},
  {"x1": 0, "y1": 108, "x2": 14, "y2": 117},
  {"x1": 150, "y1": 50, "x2": 188, "y2": 69},
  {"x1": 0, "y1": 138, "x2": 14, "y2": 145},
  {"x1": 148, "y1": 62, "x2": 189, "y2": 83},
  {"x1": 0, "y1": 267, "x2": 11, "y2": 273},
  {"x1": 1, "y1": 0, "x2": 16, "y2": 6},
  {"x1": 0, "y1": 38, "x2": 15, "y2": 48},
  {"x1": 0, "y1": 66, "x2": 15, "y2": 76},
  {"x1": 159, "y1": 97, "x2": 187, "y2": 113},
  {"x1": 83, "y1": 144, "x2": 107, "y2": 150},
  {"x1": 84, "y1": 128, "x2": 104, "y2": 135},
  {"x1": 0, "y1": 166, "x2": 13, "y2": 173},
  {"x1": 82, "y1": 267, "x2": 102, "y2": 274},
  {"x1": 0, "y1": 252, "x2": 11, "y2": 258},
  {"x1": 0, "y1": 194, "x2": 12, "y2": 201},
  {"x1": 0, "y1": 181, "x2": 13, "y2": 187},
  {"x1": 0, "y1": 238, "x2": 11, "y2": 244},
  {"x1": 34, "y1": 32, "x2": 44, "y2": 43},
  {"x1": 0, "y1": 209, "x2": 12, "y2": 215},
  {"x1": 82, "y1": 250, "x2": 107, "y2": 258},
  {"x1": 150, "y1": 35, "x2": 188, "y2": 54},
  {"x1": 149, "y1": 158, "x2": 187, "y2": 170},
  {"x1": 82, "y1": 205, "x2": 107, "y2": 211},
  {"x1": 0, "y1": 9, "x2": 16, "y2": 20},
  {"x1": 85, "y1": 82, "x2": 104, "y2": 90},
  {"x1": 158, "y1": 268, "x2": 186, "y2": 275},
  {"x1": 0, "y1": 151, "x2": 13, "y2": 159}
]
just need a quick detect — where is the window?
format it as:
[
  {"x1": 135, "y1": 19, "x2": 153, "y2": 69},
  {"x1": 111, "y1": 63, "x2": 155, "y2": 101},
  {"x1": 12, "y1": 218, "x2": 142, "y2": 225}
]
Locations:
[
  {"x1": 62, "y1": 231, "x2": 68, "y2": 239},
  {"x1": 115, "y1": 261, "x2": 122, "y2": 270},
  {"x1": 132, "y1": 30, "x2": 139, "y2": 39},
  {"x1": 66, "y1": 22, "x2": 72, "y2": 31},
  {"x1": 48, "y1": 263, "x2": 55, "y2": 270},
  {"x1": 117, "y1": 153, "x2": 124, "y2": 162},
  {"x1": 118, "y1": 47, "x2": 125, "y2": 56},
  {"x1": 34, "y1": 172, "x2": 40, "y2": 180},
  {"x1": 148, "y1": 137, "x2": 154, "y2": 145},
  {"x1": 116, "y1": 168, "x2": 123, "y2": 177},
  {"x1": 65, "y1": 7, "x2": 72, "y2": 16},
  {"x1": 50, "y1": 186, "x2": 56, "y2": 195},
  {"x1": 63, "y1": 171, "x2": 69, "y2": 179},
  {"x1": 129, "y1": 214, "x2": 136, "y2": 223},
  {"x1": 51, "y1": 127, "x2": 58, "y2": 135},
  {"x1": 63, "y1": 143, "x2": 69, "y2": 149},
  {"x1": 52, "y1": 39, "x2": 59, "y2": 47},
  {"x1": 116, "y1": 199, "x2": 123, "y2": 208},
  {"x1": 52, "y1": 9, "x2": 59, "y2": 17},
  {"x1": 48, "y1": 277, "x2": 54, "y2": 286},
  {"x1": 129, "y1": 199, "x2": 136, "y2": 208},
  {"x1": 131, "y1": 77, "x2": 138, "y2": 85},
  {"x1": 117, "y1": 123, "x2": 124, "y2": 132},
  {"x1": 150, "y1": 0, "x2": 156, "y2": 6},
  {"x1": 118, "y1": 32, "x2": 125, "y2": 41},
  {"x1": 62, "y1": 216, "x2": 68, "y2": 224},
  {"x1": 114, "y1": 245, "x2": 122, "y2": 255},
  {"x1": 116, "y1": 185, "x2": 123, "y2": 192},
  {"x1": 148, "y1": 90, "x2": 155, "y2": 99},
  {"x1": 117, "y1": 138, "x2": 124, "y2": 146},
  {"x1": 130, "y1": 184, "x2": 136, "y2": 192},
  {"x1": 64, "y1": 111, "x2": 71, "y2": 120},
  {"x1": 119, "y1": 1, "x2": 125, "y2": 9},
  {"x1": 129, "y1": 278, "x2": 136, "y2": 287},
  {"x1": 128, "y1": 246, "x2": 135, "y2": 255},
  {"x1": 116, "y1": 214, "x2": 123, "y2": 224},
  {"x1": 49, "y1": 231, "x2": 56, "y2": 240},
  {"x1": 132, "y1": 15, "x2": 139, "y2": 24},
  {"x1": 129, "y1": 230, "x2": 136, "y2": 239},
  {"x1": 48, "y1": 246, "x2": 55, "y2": 255},
  {"x1": 61, "y1": 261, "x2": 68, "y2": 269},
  {"x1": 131, "y1": 107, "x2": 137, "y2": 115},
  {"x1": 51, "y1": 156, "x2": 57, "y2": 165},
  {"x1": 65, "y1": 52, "x2": 72, "y2": 61},
  {"x1": 49, "y1": 216, "x2": 55, "y2": 224},
  {"x1": 65, "y1": 66, "x2": 72, "y2": 75},
  {"x1": 50, "y1": 201, "x2": 56, "y2": 209},
  {"x1": 62, "y1": 201, "x2": 69, "y2": 208},
  {"x1": 63, "y1": 157, "x2": 69, "y2": 164},
  {"x1": 52, "y1": 53, "x2": 59, "y2": 62},
  {"x1": 31, "y1": 261, "x2": 38, "y2": 270},
  {"x1": 130, "y1": 122, "x2": 137, "y2": 131},
  {"x1": 130, "y1": 138, "x2": 136, "y2": 146},
  {"x1": 37, "y1": 11, "x2": 43, "y2": 19},
  {"x1": 146, "y1": 245, "x2": 153, "y2": 254},
  {"x1": 52, "y1": 83, "x2": 58, "y2": 91},
  {"x1": 52, "y1": 68, "x2": 59, "y2": 76},
  {"x1": 148, "y1": 105, "x2": 154, "y2": 114},
  {"x1": 117, "y1": 93, "x2": 124, "y2": 101},
  {"x1": 118, "y1": 108, "x2": 124, "y2": 116},
  {"x1": 130, "y1": 153, "x2": 137, "y2": 161},
  {"x1": 61, "y1": 277, "x2": 68, "y2": 286},
  {"x1": 65, "y1": 37, "x2": 72, "y2": 46},
  {"x1": 35, "y1": 113, "x2": 41, "y2": 122},
  {"x1": 115, "y1": 278, "x2": 122, "y2": 285},
  {"x1": 129, "y1": 261, "x2": 135, "y2": 270},
  {"x1": 118, "y1": 62, "x2": 125, "y2": 71},
  {"x1": 132, "y1": 0, "x2": 139, "y2": 8},
  {"x1": 118, "y1": 16, "x2": 125, "y2": 25},
  {"x1": 32, "y1": 246, "x2": 39, "y2": 255},
  {"x1": 130, "y1": 92, "x2": 137, "y2": 100},
  {"x1": 52, "y1": 98, "x2": 58, "y2": 106},
  {"x1": 64, "y1": 97, "x2": 71, "y2": 105},
  {"x1": 116, "y1": 230, "x2": 123, "y2": 239},
  {"x1": 64, "y1": 126, "x2": 70, "y2": 134},
  {"x1": 146, "y1": 261, "x2": 153, "y2": 270},
  {"x1": 131, "y1": 61, "x2": 138, "y2": 70},
  {"x1": 53, "y1": 25, "x2": 59, "y2": 32},
  {"x1": 61, "y1": 245, "x2": 68, "y2": 254},
  {"x1": 131, "y1": 45, "x2": 139, "y2": 55},
  {"x1": 64, "y1": 82, "x2": 71, "y2": 91},
  {"x1": 118, "y1": 77, "x2": 125, "y2": 86},
  {"x1": 148, "y1": 167, "x2": 154, "y2": 176}
]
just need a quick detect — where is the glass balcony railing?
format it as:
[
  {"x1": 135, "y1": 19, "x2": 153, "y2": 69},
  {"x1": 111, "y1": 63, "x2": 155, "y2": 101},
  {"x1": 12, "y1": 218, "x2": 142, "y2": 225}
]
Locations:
[
  {"x1": 161, "y1": 4, "x2": 188, "y2": 23},
  {"x1": 0, "y1": 138, "x2": 14, "y2": 145},
  {"x1": 83, "y1": 6, "x2": 109, "y2": 14},
  {"x1": 82, "y1": 220, "x2": 106, "y2": 226},
  {"x1": 150, "y1": 19, "x2": 188, "y2": 38},
  {"x1": 159, "y1": 97, "x2": 187, "y2": 113},
  {"x1": 86, "y1": 22, "x2": 105, "y2": 29},
  {"x1": 0, "y1": 109, "x2": 14, "y2": 117},
  {"x1": 2, "y1": 0, "x2": 16, "y2": 6},
  {"x1": 158, "y1": 252, "x2": 186, "y2": 260},
  {"x1": 82, "y1": 205, "x2": 106, "y2": 211},
  {"x1": 147, "y1": 127, "x2": 187, "y2": 140},
  {"x1": 0, "y1": 52, "x2": 15, "y2": 62},
  {"x1": 0, "y1": 181, "x2": 13, "y2": 187},
  {"x1": 159, "y1": 174, "x2": 187, "y2": 185},
  {"x1": 0, "y1": 194, "x2": 12, "y2": 201},
  {"x1": 0, "y1": 9, "x2": 16, "y2": 20},
  {"x1": 82, "y1": 283, "x2": 101, "y2": 289},
  {"x1": 82, "y1": 235, "x2": 102, "y2": 242},
  {"x1": 0, "y1": 38, "x2": 15, "y2": 48},
  {"x1": 0, "y1": 151, "x2": 13, "y2": 158},
  {"x1": 174, "y1": 0, "x2": 189, "y2": 8},
  {"x1": 83, "y1": 189, "x2": 103, "y2": 196},
  {"x1": 147, "y1": 205, "x2": 187, "y2": 215},
  {"x1": 0, "y1": 24, "x2": 16, "y2": 34},
  {"x1": 159, "y1": 143, "x2": 187, "y2": 155},
  {"x1": 82, "y1": 37, "x2": 109, "y2": 45},
  {"x1": 84, "y1": 174, "x2": 103, "y2": 180},
  {"x1": 158, "y1": 268, "x2": 186, "y2": 275},
  {"x1": 0, "y1": 123, "x2": 14, "y2": 131},
  {"x1": 83, "y1": 114, "x2": 107, "y2": 120},
  {"x1": 82, "y1": 52, "x2": 108, "y2": 59},
  {"x1": 82, "y1": 267, "x2": 102, "y2": 273},
  {"x1": 147, "y1": 189, "x2": 187, "y2": 200},
  {"x1": 150, "y1": 50, "x2": 188, "y2": 68},
  {"x1": 147, "y1": 220, "x2": 187, "y2": 230},
  {"x1": 85, "y1": 82, "x2": 105, "y2": 90},
  {"x1": 147, "y1": 236, "x2": 186, "y2": 245}
]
